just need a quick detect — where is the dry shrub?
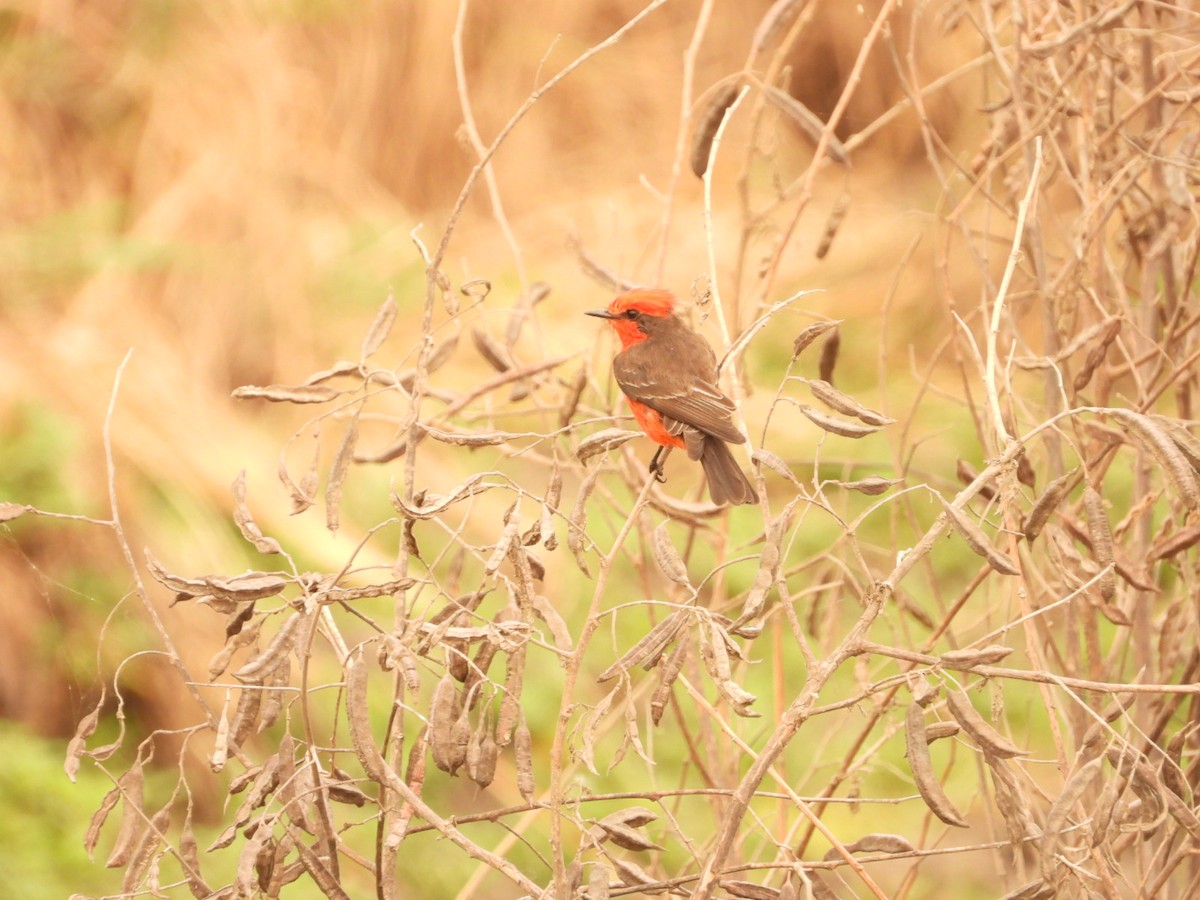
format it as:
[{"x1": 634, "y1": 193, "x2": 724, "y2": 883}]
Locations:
[{"x1": 6, "y1": 1, "x2": 1200, "y2": 898}]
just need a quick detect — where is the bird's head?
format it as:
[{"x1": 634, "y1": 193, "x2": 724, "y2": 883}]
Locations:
[{"x1": 586, "y1": 289, "x2": 677, "y2": 345}]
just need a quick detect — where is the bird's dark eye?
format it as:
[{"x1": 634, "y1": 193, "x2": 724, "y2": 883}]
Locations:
[{"x1": 625, "y1": 309, "x2": 640, "y2": 320}]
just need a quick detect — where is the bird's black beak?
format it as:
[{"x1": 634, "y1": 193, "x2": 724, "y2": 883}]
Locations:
[{"x1": 585, "y1": 308, "x2": 616, "y2": 319}]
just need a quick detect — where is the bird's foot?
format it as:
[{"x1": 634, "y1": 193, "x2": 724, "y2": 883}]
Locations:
[{"x1": 648, "y1": 449, "x2": 668, "y2": 483}]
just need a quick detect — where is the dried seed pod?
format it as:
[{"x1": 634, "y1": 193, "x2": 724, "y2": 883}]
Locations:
[
  {"x1": 445, "y1": 612, "x2": 471, "y2": 683},
  {"x1": 724, "y1": 880, "x2": 781, "y2": 899},
  {"x1": 905, "y1": 703, "x2": 969, "y2": 827},
  {"x1": 651, "y1": 634, "x2": 689, "y2": 725},
  {"x1": 577, "y1": 428, "x2": 642, "y2": 463},
  {"x1": 808, "y1": 379, "x2": 894, "y2": 426},
  {"x1": 447, "y1": 702, "x2": 471, "y2": 776},
  {"x1": 532, "y1": 594, "x2": 573, "y2": 653},
  {"x1": 984, "y1": 752, "x2": 1039, "y2": 843},
  {"x1": 761, "y1": 85, "x2": 849, "y2": 164},
  {"x1": 230, "y1": 686, "x2": 263, "y2": 749},
  {"x1": 601, "y1": 807, "x2": 658, "y2": 829},
  {"x1": 1000, "y1": 880, "x2": 1055, "y2": 900},
  {"x1": 652, "y1": 522, "x2": 690, "y2": 587},
  {"x1": 496, "y1": 645, "x2": 527, "y2": 747},
  {"x1": 831, "y1": 833, "x2": 916, "y2": 856},
  {"x1": 469, "y1": 727, "x2": 499, "y2": 789},
  {"x1": 1083, "y1": 485, "x2": 1115, "y2": 601},
  {"x1": 429, "y1": 674, "x2": 461, "y2": 774},
  {"x1": 85, "y1": 784, "x2": 122, "y2": 860},
  {"x1": 815, "y1": 193, "x2": 850, "y2": 260},
  {"x1": 941, "y1": 498, "x2": 1020, "y2": 575},
  {"x1": 587, "y1": 863, "x2": 612, "y2": 899},
  {"x1": 231, "y1": 471, "x2": 283, "y2": 555},
  {"x1": 1109, "y1": 409, "x2": 1200, "y2": 509},
  {"x1": 233, "y1": 383, "x2": 342, "y2": 404},
  {"x1": 360, "y1": 293, "x2": 398, "y2": 360},
  {"x1": 345, "y1": 652, "x2": 389, "y2": 786},
  {"x1": 595, "y1": 820, "x2": 663, "y2": 853},
  {"x1": 122, "y1": 801, "x2": 171, "y2": 894},
  {"x1": 1041, "y1": 756, "x2": 1103, "y2": 879},
  {"x1": 945, "y1": 688, "x2": 1026, "y2": 758},
  {"x1": 471, "y1": 326, "x2": 511, "y2": 372},
  {"x1": 105, "y1": 759, "x2": 147, "y2": 868},
  {"x1": 750, "y1": 0, "x2": 806, "y2": 56},
  {"x1": 65, "y1": 692, "x2": 104, "y2": 783},
  {"x1": 925, "y1": 721, "x2": 961, "y2": 743},
  {"x1": 956, "y1": 459, "x2": 996, "y2": 500},
  {"x1": 836, "y1": 476, "x2": 899, "y2": 495},
  {"x1": 1148, "y1": 522, "x2": 1200, "y2": 562},
  {"x1": 211, "y1": 692, "x2": 232, "y2": 772},
  {"x1": 792, "y1": 321, "x2": 840, "y2": 360},
  {"x1": 751, "y1": 448, "x2": 802, "y2": 485},
  {"x1": 1071, "y1": 317, "x2": 1121, "y2": 392},
  {"x1": 690, "y1": 83, "x2": 740, "y2": 177},
  {"x1": 716, "y1": 679, "x2": 760, "y2": 717},
  {"x1": 235, "y1": 611, "x2": 304, "y2": 684},
  {"x1": 1023, "y1": 469, "x2": 1076, "y2": 542},
  {"x1": 940, "y1": 644, "x2": 1014, "y2": 668},
  {"x1": 818, "y1": 329, "x2": 840, "y2": 383},
  {"x1": 798, "y1": 404, "x2": 880, "y2": 439},
  {"x1": 611, "y1": 857, "x2": 657, "y2": 890},
  {"x1": 515, "y1": 717, "x2": 535, "y2": 801},
  {"x1": 0, "y1": 501, "x2": 27, "y2": 522}
]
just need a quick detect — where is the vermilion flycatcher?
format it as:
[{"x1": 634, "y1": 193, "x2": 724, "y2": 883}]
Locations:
[{"x1": 587, "y1": 289, "x2": 758, "y2": 506}]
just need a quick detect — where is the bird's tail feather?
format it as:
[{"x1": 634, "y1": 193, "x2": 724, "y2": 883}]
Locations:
[{"x1": 701, "y1": 439, "x2": 758, "y2": 506}]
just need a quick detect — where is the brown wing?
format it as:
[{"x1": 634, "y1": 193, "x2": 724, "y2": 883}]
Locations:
[{"x1": 612, "y1": 325, "x2": 745, "y2": 445}]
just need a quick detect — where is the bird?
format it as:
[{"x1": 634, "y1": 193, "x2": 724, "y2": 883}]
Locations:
[{"x1": 586, "y1": 289, "x2": 758, "y2": 506}]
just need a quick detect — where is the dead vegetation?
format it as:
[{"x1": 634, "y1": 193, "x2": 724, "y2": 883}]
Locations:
[{"x1": 4, "y1": 1, "x2": 1200, "y2": 898}]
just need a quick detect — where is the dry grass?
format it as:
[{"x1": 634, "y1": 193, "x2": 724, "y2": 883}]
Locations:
[{"x1": 5, "y1": 1, "x2": 1200, "y2": 898}]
